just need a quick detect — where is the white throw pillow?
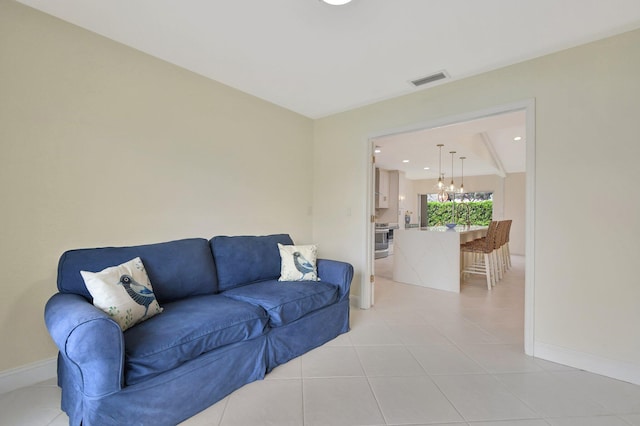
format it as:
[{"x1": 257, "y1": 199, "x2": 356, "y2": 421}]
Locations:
[
  {"x1": 81, "y1": 257, "x2": 163, "y2": 331},
  {"x1": 277, "y1": 243, "x2": 318, "y2": 281}
]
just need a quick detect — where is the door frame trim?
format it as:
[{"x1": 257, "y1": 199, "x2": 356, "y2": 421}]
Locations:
[{"x1": 364, "y1": 99, "x2": 536, "y2": 356}]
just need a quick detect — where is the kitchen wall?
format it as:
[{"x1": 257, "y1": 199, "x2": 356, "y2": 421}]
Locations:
[
  {"x1": 0, "y1": 1, "x2": 314, "y2": 373},
  {"x1": 375, "y1": 169, "x2": 398, "y2": 224},
  {"x1": 375, "y1": 170, "x2": 414, "y2": 225},
  {"x1": 313, "y1": 29, "x2": 640, "y2": 383},
  {"x1": 503, "y1": 173, "x2": 526, "y2": 256}
]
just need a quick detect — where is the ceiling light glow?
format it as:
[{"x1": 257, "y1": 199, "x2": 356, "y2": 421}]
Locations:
[
  {"x1": 514, "y1": 136, "x2": 522, "y2": 141},
  {"x1": 402, "y1": 160, "x2": 410, "y2": 163},
  {"x1": 320, "y1": 0, "x2": 352, "y2": 5}
]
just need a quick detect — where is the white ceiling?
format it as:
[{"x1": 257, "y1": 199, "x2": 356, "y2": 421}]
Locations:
[
  {"x1": 16, "y1": 0, "x2": 640, "y2": 119},
  {"x1": 372, "y1": 110, "x2": 526, "y2": 181}
]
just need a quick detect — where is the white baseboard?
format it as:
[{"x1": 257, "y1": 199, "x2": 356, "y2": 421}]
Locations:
[
  {"x1": 535, "y1": 341, "x2": 640, "y2": 385},
  {"x1": 0, "y1": 357, "x2": 57, "y2": 395}
]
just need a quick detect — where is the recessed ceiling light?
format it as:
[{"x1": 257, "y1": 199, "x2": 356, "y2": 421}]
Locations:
[
  {"x1": 402, "y1": 160, "x2": 410, "y2": 163},
  {"x1": 514, "y1": 136, "x2": 522, "y2": 141},
  {"x1": 423, "y1": 167, "x2": 430, "y2": 170},
  {"x1": 320, "y1": 0, "x2": 352, "y2": 5},
  {"x1": 374, "y1": 149, "x2": 381, "y2": 154}
]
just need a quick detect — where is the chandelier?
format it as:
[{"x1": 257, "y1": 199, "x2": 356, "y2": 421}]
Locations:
[
  {"x1": 435, "y1": 145, "x2": 467, "y2": 201},
  {"x1": 320, "y1": 0, "x2": 353, "y2": 5}
]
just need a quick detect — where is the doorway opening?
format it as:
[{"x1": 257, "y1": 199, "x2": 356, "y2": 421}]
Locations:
[{"x1": 364, "y1": 100, "x2": 535, "y2": 355}]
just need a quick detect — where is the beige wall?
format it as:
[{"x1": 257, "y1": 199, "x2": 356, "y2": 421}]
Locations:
[
  {"x1": 2, "y1": 0, "x2": 640, "y2": 385},
  {"x1": 313, "y1": 29, "x2": 640, "y2": 380},
  {"x1": 0, "y1": 1, "x2": 314, "y2": 371},
  {"x1": 411, "y1": 172, "x2": 526, "y2": 255}
]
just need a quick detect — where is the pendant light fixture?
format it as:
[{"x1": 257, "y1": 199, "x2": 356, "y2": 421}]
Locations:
[
  {"x1": 436, "y1": 144, "x2": 444, "y2": 189},
  {"x1": 459, "y1": 156, "x2": 466, "y2": 194},
  {"x1": 436, "y1": 144, "x2": 448, "y2": 202},
  {"x1": 449, "y1": 151, "x2": 456, "y2": 192},
  {"x1": 437, "y1": 185, "x2": 449, "y2": 202}
]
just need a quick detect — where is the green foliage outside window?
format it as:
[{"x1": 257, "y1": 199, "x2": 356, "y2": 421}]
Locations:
[{"x1": 427, "y1": 201, "x2": 493, "y2": 226}]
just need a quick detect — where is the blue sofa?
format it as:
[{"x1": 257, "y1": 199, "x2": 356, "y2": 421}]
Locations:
[{"x1": 45, "y1": 234, "x2": 353, "y2": 426}]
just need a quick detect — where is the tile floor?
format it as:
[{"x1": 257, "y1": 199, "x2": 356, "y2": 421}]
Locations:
[{"x1": 2, "y1": 255, "x2": 640, "y2": 425}]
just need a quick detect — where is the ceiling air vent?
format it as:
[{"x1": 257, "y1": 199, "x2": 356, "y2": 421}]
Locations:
[{"x1": 410, "y1": 71, "x2": 448, "y2": 87}]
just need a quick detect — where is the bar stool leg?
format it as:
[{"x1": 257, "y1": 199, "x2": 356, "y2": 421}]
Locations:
[{"x1": 484, "y1": 253, "x2": 492, "y2": 289}]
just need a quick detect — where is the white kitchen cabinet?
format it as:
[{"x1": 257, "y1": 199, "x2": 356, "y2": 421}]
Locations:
[{"x1": 375, "y1": 168, "x2": 389, "y2": 208}]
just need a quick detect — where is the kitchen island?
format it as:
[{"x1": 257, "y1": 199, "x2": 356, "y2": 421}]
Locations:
[{"x1": 392, "y1": 225, "x2": 487, "y2": 293}]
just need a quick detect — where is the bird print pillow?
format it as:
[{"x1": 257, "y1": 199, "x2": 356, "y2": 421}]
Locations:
[
  {"x1": 81, "y1": 257, "x2": 163, "y2": 331},
  {"x1": 277, "y1": 243, "x2": 318, "y2": 281}
]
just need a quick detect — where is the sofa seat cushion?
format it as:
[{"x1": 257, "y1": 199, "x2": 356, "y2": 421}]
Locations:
[
  {"x1": 221, "y1": 279, "x2": 338, "y2": 327},
  {"x1": 123, "y1": 294, "x2": 268, "y2": 385}
]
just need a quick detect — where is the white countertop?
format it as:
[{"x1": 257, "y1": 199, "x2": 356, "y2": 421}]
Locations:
[{"x1": 401, "y1": 225, "x2": 487, "y2": 233}]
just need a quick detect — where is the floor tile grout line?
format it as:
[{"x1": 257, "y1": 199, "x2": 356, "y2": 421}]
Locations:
[
  {"x1": 300, "y1": 375, "x2": 306, "y2": 426},
  {"x1": 375, "y1": 256, "x2": 548, "y2": 424},
  {"x1": 403, "y1": 340, "x2": 469, "y2": 424},
  {"x1": 45, "y1": 412, "x2": 67, "y2": 426},
  {"x1": 544, "y1": 369, "x2": 622, "y2": 416},
  {"x1": 492, "y1": 369, "x2": 624, "y2": 420},
  {"x1": 352, "y1": 340, "x2": 390, "y2": 425}
]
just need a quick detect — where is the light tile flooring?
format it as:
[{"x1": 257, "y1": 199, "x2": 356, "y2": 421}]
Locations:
[{"x1": 3, "y1": 255, "x2": 640, "y2": 425}]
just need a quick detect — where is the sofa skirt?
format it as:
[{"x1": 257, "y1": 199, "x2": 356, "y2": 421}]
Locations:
[
  {"x1": 62, "y1": 335, "x2": 268, "y2": 426},
  {"x1": 266, "y1": 298, "x2": 350, "y2": 371}
]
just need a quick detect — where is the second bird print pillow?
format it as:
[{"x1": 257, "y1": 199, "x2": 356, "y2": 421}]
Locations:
[
  {"x1": 277, "y1": 243, "x2": 318, "y2": 282},
  {"x1": 81, "y1": 257, "x2": 163, "y2": 331}
]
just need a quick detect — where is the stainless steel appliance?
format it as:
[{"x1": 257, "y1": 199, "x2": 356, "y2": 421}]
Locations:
[
  {"x1": 375, "y1": 223, "x2": 389, "y2": 259},
  {"x1": 388, "y1": 222, "x2": 399, "y2": 254}
]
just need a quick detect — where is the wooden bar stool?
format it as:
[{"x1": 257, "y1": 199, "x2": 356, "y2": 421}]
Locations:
[
  {"x1": 502, "y1": 219, "x2": 513, "y2": 270},
  {"x1": 460, "y1": 221, "x2": 499, "y2": 289},
  {"x1": 493, "y1": 220, "x2": 507, "y2": 280}
]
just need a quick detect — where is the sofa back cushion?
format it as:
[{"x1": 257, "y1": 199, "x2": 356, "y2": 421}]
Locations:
[
  {"x1": 58, "y1": 238, "x2": 218, "y2": 303},
  {"x1": 211, "y1": 234, "x2": 293, "y2": 292}
]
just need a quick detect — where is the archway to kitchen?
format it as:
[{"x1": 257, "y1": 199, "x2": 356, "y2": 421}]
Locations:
[{"x1": 364, "y1": 100, "x2": 535, "y2": 355}]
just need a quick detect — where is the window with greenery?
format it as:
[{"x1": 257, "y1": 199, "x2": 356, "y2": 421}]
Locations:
[{"x1": 424, "y1": 192, "x2": 493, "y2": 226}]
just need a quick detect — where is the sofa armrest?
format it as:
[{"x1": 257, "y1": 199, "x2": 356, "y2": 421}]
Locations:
[
  {"x1": 317, "y1": 259, "x2": 354, "y2": 302},
  {"x1": 45, "y1": 293, "x2": 125, "y2": 397}
]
